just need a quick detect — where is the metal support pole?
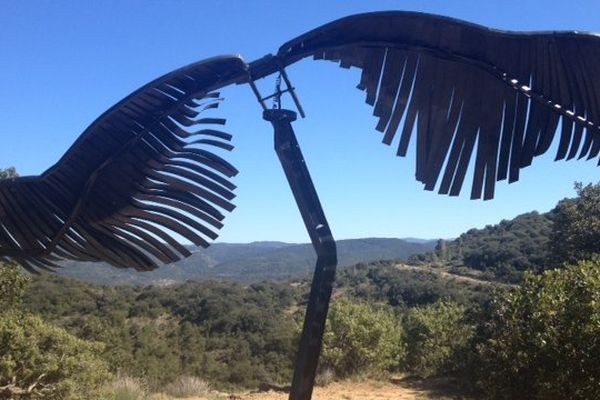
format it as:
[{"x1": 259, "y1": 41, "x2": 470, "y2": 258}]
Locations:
[{"x1": 263, "y1": 109, "x2": 338, "y2": 400}]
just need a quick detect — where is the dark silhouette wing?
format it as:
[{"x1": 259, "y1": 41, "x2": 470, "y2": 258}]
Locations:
[
  {"x1": 277, "y1": 11, "x2": 600, "y2": 200},
  {"x1": 6, "y1": 12, "x2": 600, "y2": 270},
  {"x1": 0, "y1": 55, "x2": 248, "y2": 271}
]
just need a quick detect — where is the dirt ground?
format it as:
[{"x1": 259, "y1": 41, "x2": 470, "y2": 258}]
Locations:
[{"x1": 192, "y1": 377, "x2": 467, "y2": 400}]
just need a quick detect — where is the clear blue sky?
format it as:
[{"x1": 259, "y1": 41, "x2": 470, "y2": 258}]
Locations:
[{"x1": 2, "y1": 1, "x2": 600, "y2": 243}]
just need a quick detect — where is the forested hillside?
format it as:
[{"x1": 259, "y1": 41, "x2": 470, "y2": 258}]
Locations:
[
  {"x1": 16, "y1": 254, "x2": 600, "y2": 400},
  {"x1": 4, "y1": 181, "x2": 600, "y2": 399},
  {"x1": 411, "y1": 211, "x2": 553, "y2": 282},
  {"x1": 410, "y1": 183, "x2": 600, "y2": 285},
  {"x1": 57, "y1": 238, "x2": 436, "y2": 285},
  {"x1": 20, "y1": 260, "x2": 495, "y2": 391},
  {"x1": 24, "y1": 275, "x2": 300, "y2": 389}
]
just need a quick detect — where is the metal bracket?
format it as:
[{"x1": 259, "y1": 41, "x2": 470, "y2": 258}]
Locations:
[{"x1": 247, "y1": 55, "x2": 306, "y2": 118}]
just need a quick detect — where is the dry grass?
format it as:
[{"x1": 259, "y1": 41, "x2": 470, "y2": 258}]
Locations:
[
  {"x1": 147, "y1": 394, "x2": 172, "y2": 400},
  {"x1": 165, "y1": 376, "x2": 211, "y2": 398},
  {"x1": 314, "y1": 368, "x2": 335, "y2": 387},
  {"x1": 175, "y1": 377, "x2": 468, "y2": 400},
  {"x1": 145, "y1": 376, "x2": 468, "y2": 400},
  {"x1": 106, "y1": 376, "x2": 148, "y2": 400},
  {"x1": 240, "y1": 380, "x2": 425, "y2": 400}
]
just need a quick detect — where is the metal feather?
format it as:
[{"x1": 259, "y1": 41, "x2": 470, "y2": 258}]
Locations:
[
  {"x1": 4, "y1": 11, "x2": 600, "y2": 268},
  {"x1": 0, "y1": 56, "x2": 247, "y2": 271},
  {"x1": 278, "y1": 11, "x2": 600, "y2": 199}
]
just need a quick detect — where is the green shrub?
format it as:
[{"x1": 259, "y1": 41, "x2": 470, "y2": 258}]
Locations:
[
  {"x1": 473, "y1": 259, "x2": 600, "y2": 399},
  {"x1": 321, "y1": 298, "x2": 404, "y2": 377},
  {"x1": 549, "y1": 182, "x2": 600, "y2": 266},
  {"x1": 403, "y1": 301, "x2": 474, "y2": 378},
  {"x1": 0, "y1": 167, "x2": 17, "y2": 180},
  {"x1": 0, "y1": 263, "x2": 30, "y2": 311},
  {"x1": 0, "y1": 312, "x2": 111, "y2": 399}
]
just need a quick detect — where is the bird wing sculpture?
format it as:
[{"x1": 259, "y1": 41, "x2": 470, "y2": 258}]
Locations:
[
  {"x1": 3, "y1": 11, "x2": 600, "y2": 400},
  {"x1": 278, "y1": 12, "x2": 600, "y2": 199},
  {"x1": 0, "y1": 56, "x2": 246, "y2": 272},
  {"x1": 3, "y1": 11, "x2": 600, "y2": 271}
]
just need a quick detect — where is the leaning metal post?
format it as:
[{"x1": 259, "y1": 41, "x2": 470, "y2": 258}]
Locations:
[{"x1": 263, "y1": 109, "x2": 338, "y2": 400}]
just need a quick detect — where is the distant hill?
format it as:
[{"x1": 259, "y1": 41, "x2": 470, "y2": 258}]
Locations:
[
  {"x1": 57, "y1": 238, "x2": 436, "y2": 285},
  {"x1": 411, "y1": 211, "x2": 553, "y2": 282},
  {"x1": 401, "y1": 237, "x2": 441, "y2": 245}
]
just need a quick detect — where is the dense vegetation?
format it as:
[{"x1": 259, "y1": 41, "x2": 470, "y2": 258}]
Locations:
[
  {"x1": 411, "y1": 211, "x2": 552, "y2": 282},
  {"x1": 412, "y1": 182, "x2": 600, "y2": 285},
  {"x1": 3, "y1": 169, "x2": 600, "y2": 399},
  {"x1": 321, "y1": 299, "x2": 404, "y2": 377},
  {"x1": 337, "y1": 261, "x2": 493, "y2": 307},
  {"x1": 404, "y1": 301, "x2": 473, "y2": 378},
  {"x1": 23, "y1": 276, "x2": 301, "y2": 390},
  {"x1": 549, "y1": 182, "x2": 600, "y2": 267},
  {"x1": 469, "y1": 259, "x2": 600, "y2": 399},
  {"x1": 4, "y1": 245, "x2": 600, "y2": 399},
  {"x1": 17, "y1": 261, "x2": 495, "y2": 392},
  {"x1": 0, "y1": 264, "x2": 111, "y2": 399},
  {"x1": 3, "y1": 260, "x2": 498, "y2": 397}
]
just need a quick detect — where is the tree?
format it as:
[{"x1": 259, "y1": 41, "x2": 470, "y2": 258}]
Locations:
[
  {"x1": 321, "y1": 298, "x2": 404, "y2": 377},
  {"x1": 0, "y1": 263, "x2": 112, "y2": 399},
  {"x1": 0, "y1": 167, "x2": 18, "y2": 180},
  {"x1": 0, "y1": 263, "x2": 30, "y2": 311},
  {"x1": 434, "y1": 239, "x2": 449, "y2": 261},
  {"x1": 403, "y1": 301, "x2": 474, "y2": 378},
  {"x1": 474, "y1": 259, "x2": 600, "y2": 400},
  {"x1": 0, "y1": 313, "x2": 111, "y2": 399},
  {"x1": 549, "y1": 182, "x2": 600, "y2": 266}
]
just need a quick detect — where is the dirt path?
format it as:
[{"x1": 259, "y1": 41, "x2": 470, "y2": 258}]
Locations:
[
  {"x1": 192, "y1": 377, "x2": 466, "y2": 400},
  {"x1": 240, "y1": 381, "x2": 437, "y2": 399},
  {"x1": 393, "y1": 263, "x2": 509, "y2": 287}
]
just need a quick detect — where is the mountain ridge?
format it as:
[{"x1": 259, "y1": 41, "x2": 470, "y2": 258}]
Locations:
[{"x1": 58, "y1": 237, "x2": 437, "y2": 285}]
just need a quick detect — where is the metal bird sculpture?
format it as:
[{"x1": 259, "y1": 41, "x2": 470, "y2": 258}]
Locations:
[{"x1": 3, "y1": 11, "x2": 600, "y2": 400}]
